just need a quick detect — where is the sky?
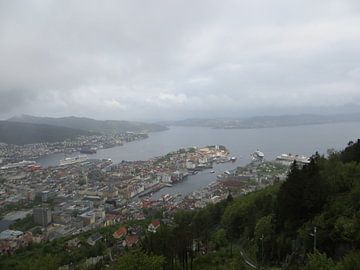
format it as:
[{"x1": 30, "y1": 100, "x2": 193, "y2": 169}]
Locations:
[{"x1": 1, "y1": 0, "x2": 360, "y2": 121}]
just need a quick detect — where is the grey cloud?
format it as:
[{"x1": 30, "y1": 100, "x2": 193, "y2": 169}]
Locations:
[{"x1": 0, "y1": 0, "x2": 360, "y2": 120}]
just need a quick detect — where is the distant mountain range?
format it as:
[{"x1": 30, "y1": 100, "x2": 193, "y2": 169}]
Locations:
[
  {"x1": 9, "y1": 115, "x2": 168, "y2": 134},
  {"x1": 0, "y1": 115, "x2": 167, "y2": 145},
  {"x1": 0, "y1": 121, "x2": 96, "y2": 145},
  {"x1": 160, "y1": 113, "x2": 360, "y2": 129}
]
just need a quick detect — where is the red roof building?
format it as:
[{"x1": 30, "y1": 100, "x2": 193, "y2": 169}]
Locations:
[
  {"x1": 123, "y1": 235, "x2": 139, "y2": 247},
  {"x1": 148, "y1": 219, "x2": 161, "y2": 233},
  {"x1": 113, "y1": 226, "x2": 127, "y2": 239}
]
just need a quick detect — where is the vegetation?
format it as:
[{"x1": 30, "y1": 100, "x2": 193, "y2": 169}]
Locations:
[
  {"x1": 9, "y1": 214, "x2": 35, "y2": 231},
  {"x1": 0, "y1": 121, "x2": 96, "y2": 145},
  {"x1": 9, "y1": 114, "x2": 167, "y2": 134},
  {"x1": 110, "y1": 249, "x2": 165, "y2": 270},
  {"x1": 2, "y1": 140, "x2": 360, "y2": 269}
]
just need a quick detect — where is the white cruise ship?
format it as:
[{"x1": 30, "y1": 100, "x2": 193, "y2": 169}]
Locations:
[
  {"x1": 276, "y1": 154, "x2": 310, "y2": 166},
  {"x1": 59, "y1": 155, "x2": 88, "y2": 166},
  {"x1": 250, "y1": 150, "x2": 265, "y2": 162},
  {"x1": 0, "y1": 160, "x2": 36, "y2": 170}
]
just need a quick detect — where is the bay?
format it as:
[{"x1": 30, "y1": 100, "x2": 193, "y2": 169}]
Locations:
[
  {"x1": 2, "y1": 122, "x2": 359, "y2": 231},
  {"x1": 34, "y1": 122, "x2": 360, "y2": 199},
  {"x1": 37, "y1": 122, "x2": 360, "y2": 167}
]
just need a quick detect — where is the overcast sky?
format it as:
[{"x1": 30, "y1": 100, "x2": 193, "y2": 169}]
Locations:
[{"x1": 1, "y1": 0, "x2": 360, "y2": 121}]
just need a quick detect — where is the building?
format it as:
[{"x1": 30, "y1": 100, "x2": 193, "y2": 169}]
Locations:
[
  {"x1": 33, "y1": 207, "x2": 52, "y2": 227},
  {"x1": 122, "y1": 235, "x2": 139, "y2": 247},
  {"x1": 87, "y1": 233, "x2": 103, "y2": 246},
  {"x1": 148, "y1": 219, "x2": 161, "y2": 233},
  {"x1": 113, "y1": 226, "x2": 127, "y2": 239},
  {"x1": 80, "y1": 211, "x2": 96, "y2": 226},
  {"x1": 0, "y1": 230, "x2": 32, "y2": 255}
]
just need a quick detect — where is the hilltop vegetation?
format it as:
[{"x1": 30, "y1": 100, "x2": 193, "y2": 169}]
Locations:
[
  {"x1": 2, "y1": 140, "x2": 360, "y2": 269},
  {"x1": 9, "y1": 115, "x2": 168, "y2": 134},
  {"x1": 0, "y1": 121, "x2": 96, "y2": 145}
]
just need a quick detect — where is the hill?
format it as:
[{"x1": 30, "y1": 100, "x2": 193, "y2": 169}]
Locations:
[
  {"x1": 9, "y1": 115, "x2": 168, "y2": 134},
  {"x1": 162, "y1": 113, "x2": 360, "y2": 129},
  {"x1": 0, "y1": 121, "x2": 96, "y2": 145}
]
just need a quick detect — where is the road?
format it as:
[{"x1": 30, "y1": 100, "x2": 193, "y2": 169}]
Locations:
[{"x1": 240, "y1": 250, "x2": 257, "y2": 269}]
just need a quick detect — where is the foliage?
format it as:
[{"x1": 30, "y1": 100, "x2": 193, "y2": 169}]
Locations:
[
  {"x1": 113, "y1": 249, "x2": 165, "y2": 270},
  {"x1": 9, "y1": 214, "x2": 35, "y2": 231},
  {"x1": 303, "y1": 251, "x2": 335, "y2": 270}
]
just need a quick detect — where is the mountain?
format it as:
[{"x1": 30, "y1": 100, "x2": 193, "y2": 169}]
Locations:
[
  {"x1": 0, "y1": 121, "x2": 96, "y2": 145},
  {"x1": 162, "y1": 113, "x2": 360, "y2": 129},
  {"x1": 9, "y1": 115, "x2": 168, "y2": 134}
]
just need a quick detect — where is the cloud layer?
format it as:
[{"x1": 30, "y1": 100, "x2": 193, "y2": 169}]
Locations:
[{"x1": 1, "y1": 0, "x2": 360, "y2": 120}]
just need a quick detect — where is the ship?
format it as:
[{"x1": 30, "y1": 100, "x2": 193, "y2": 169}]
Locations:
[
  {"x1": 80, "y1": 146, "x2": 97, "y2": 154},
  {"x1": 59, "y1": 155, "x2": 88, "y2": 166},
  {"x1": 0, "y1": 160, "x2": 36, "y2": 170},
  {"x1": 276, "y1": 153, "x2": 310, "y2": 166},
  {"x1": 250, "y1": 150, "x2": 265, "y2": 162}
]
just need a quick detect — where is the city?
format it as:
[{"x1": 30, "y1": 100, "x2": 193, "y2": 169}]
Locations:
[{"x1": 0, "y1": 140, "x2": 293, "y2": 259}]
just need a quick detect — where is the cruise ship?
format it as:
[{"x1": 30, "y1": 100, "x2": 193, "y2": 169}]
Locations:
[
  {"x1": 0, "y1": 160, "x2": 36, "y2": 170},
  {"x1": 250, "y1": 150, "x2": 265, "y2": 162},
  {"x1": 59, "y1": 155, "x2": 88, "y2": 166},
  {"x1": 276, "y1": 153, "x2": 310, "y2": 166}
]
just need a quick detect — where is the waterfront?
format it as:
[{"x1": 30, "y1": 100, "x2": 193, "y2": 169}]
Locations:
[
  {"x1": 35, "y1": 122, "x2": 360, "y2": 198},
  {"x1": 1, "y1": 122, "x2": 360, "y2": 243}
]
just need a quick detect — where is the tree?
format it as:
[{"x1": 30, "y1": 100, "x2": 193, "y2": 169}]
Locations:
[
  {"x1": 115, "y1": 249, "x2": 165, "y2": 270},
  {"x1": 336, "y1": 251, "x2": 360, "y2": 270},
  {"x1": 212, "y1": 228, "x2": 227, "y2": 250},
  {"x1": 303, "y1": 251, "x2": 335, "y2": 270}
]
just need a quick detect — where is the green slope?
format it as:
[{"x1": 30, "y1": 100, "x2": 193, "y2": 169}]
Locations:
[
  {"x1": 0, "y1": 121, "x2": 96, "y2": 145},
  {"x1": 9, "y1": 115, "x2": 168, "y2": 134}
]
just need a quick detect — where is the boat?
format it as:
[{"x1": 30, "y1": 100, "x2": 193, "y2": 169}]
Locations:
[
  {"x1": 59, "y1": 155, "x2": 88, "y2": 166},
  {"x1": 163, "y1": 194, "x2": 174, "y2": 202},
  {"x1": 80, "y1": 146, "x2": 97, "y2": 154},
  {"x1": 250, "y1": 150, "x2": 265, "y2": 162},
  {"x1": 276, "y1": 153, "x2": 310, "y2": 165},
  {"x1": 230, "y1": 157, "x2": 237, "y2": 162},
  {"x1": 0, "y1": 160, "x2": 36, "y2": 170},
  {"x1": 210, "y1": 170, "x2": 215, "y2": 174}
]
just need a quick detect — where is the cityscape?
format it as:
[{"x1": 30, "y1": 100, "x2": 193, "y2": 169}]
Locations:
[
  {"x1": 1, "y1": 0, "x2": 360, "y2": 269},
  {"x1": 0, "y1": 132, "x2": 302, "y2": 259}
]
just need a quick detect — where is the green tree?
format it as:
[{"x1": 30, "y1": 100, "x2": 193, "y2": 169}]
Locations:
[
  {"x1": 303, "y1": 251, "x2": 335, "y2": 270},
  {"x1": 114, "y1": 249, "x2": 165, "y2": 270}
]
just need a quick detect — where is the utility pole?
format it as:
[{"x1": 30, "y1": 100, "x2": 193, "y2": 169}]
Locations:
[
  {"x1": 309, "y1": 226, "x2": 317, "y2": 252},
  {"x1": 259, "y1": 234, "x2": 264, "y2": 269},
  {"x1": 313, "y1": 227, "x2": 317, "y2": 252}
]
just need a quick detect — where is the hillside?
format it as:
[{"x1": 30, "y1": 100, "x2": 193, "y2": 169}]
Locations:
[
  {"x1": 0, "y1": 121, "x2": 96, "y2": 145},
  {"x1": 162, "y1": 113, "x2": 360, "y2": 129},
  {"x1": 9, "y1": 115, "x2": 168, "y2": 134}
]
